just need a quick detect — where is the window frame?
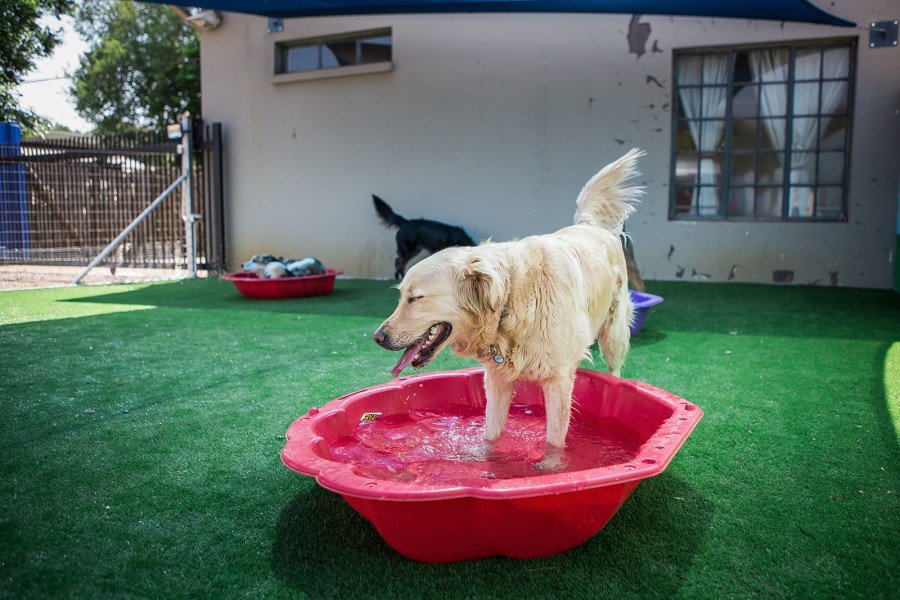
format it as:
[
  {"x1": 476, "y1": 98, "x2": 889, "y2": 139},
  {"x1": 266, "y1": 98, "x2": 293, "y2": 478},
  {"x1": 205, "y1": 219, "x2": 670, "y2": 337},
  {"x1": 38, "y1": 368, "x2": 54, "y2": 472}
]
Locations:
[
  {"x1": 272, "y1": 27, "x2": 393, "y2": 84},
  {"x1": 669, "y1": 37, "x2": 857, "y2": 223}
]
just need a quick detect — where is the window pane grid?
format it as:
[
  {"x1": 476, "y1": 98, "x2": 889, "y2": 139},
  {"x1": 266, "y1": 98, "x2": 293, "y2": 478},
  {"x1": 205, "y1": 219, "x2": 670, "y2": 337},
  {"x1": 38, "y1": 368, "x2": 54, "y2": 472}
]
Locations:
[{"x1": 671, "y1": 40, "x2": 854, "y2": 222}]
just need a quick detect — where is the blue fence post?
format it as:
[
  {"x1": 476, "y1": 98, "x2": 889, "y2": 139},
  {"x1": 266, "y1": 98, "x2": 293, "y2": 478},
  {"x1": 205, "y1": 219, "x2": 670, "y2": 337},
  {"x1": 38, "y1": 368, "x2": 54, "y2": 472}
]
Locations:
[{"x1": 0, "y1": 122, "x2": 30, "y2": 258}]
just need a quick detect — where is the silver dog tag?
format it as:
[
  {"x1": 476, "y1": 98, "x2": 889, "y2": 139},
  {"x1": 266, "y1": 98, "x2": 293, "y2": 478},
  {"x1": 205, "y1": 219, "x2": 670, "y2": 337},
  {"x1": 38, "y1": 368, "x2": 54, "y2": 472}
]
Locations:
[{"x1": 493, "y1": 354, "x2": 504, "y2": 364}]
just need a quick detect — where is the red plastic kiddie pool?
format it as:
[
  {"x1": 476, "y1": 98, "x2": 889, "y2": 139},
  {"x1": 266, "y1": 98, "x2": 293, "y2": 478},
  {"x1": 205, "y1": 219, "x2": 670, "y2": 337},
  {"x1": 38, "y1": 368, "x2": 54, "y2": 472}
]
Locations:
[
  {"x1": 281, "y1": 367, "x2": 702, "y2": 563},
  {"x1": 222, "y1": 269, "x2": 342, "y2": 299}
]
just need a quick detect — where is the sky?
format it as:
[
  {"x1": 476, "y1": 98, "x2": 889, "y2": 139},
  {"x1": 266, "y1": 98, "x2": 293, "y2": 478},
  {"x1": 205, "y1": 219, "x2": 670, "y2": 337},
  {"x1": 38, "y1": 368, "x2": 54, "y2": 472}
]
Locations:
[{"x1": 14, "y1": 15, "x2": 93, "y2": 133}]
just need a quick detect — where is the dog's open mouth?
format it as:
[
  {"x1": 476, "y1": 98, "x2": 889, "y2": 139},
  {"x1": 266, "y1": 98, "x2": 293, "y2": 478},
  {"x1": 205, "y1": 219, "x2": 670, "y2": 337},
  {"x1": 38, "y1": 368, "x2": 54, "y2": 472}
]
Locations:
[{"x1": 390, "y1": 322, "x2": 452, "y2": 377}]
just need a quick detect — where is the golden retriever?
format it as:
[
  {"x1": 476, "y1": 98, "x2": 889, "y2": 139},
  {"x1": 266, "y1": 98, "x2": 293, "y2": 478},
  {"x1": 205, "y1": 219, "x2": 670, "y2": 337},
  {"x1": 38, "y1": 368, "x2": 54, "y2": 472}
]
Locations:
[{"x1": 373, "y1": 149, "x2": 644, "y2": 469}]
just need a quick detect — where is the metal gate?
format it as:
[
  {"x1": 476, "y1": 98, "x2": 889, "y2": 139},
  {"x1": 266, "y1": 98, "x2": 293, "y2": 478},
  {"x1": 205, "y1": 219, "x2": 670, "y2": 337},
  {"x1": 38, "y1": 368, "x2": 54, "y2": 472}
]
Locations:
[{"x1": 0, "y1": 120, "x2": 224, "y2": 289}]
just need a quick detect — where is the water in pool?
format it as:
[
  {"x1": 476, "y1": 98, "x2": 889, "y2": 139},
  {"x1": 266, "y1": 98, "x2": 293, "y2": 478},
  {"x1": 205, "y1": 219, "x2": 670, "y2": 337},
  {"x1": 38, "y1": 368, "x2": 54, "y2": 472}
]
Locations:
[{"x1": 328, "y1": 403, "x2": 641, "y2": 486}]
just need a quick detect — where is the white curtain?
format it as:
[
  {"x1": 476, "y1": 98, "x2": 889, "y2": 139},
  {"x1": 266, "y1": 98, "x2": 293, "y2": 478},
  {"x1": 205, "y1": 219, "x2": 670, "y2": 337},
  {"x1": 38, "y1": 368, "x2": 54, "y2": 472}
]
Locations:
[
  {"x1": 749, "y1": 50, "x2": 789, "y2": 216},
  {"x1": 750, "y1": 47, "x2": 850, "y2": 217},
  {"x1": 677, "y1": 54, "x2": 728, "y2": 216}
]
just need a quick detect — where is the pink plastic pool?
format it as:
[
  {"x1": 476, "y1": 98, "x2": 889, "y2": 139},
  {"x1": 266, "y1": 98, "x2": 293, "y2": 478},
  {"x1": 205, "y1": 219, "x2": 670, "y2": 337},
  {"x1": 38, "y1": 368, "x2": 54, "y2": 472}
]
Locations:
[
  {"x1": 221, "y1": 269, "x2": 342, "y2": 299},
  {"x1": 281, "y1": 367, "x2": 701, "y2": 563}
]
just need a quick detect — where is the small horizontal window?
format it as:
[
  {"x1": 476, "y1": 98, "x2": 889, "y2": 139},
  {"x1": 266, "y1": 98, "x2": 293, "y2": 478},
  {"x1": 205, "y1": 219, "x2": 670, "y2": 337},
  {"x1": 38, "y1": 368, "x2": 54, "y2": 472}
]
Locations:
[{"x1": 275, "y1": 29, "x2": 392, "y2": 75}]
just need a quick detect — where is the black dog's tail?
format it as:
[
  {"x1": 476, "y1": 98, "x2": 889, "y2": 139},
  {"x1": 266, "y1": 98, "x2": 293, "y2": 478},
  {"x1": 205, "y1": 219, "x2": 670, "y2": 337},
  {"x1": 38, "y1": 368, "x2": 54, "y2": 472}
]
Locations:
[{"x1": 372, "y1": 195, "x2": 407, "y2": 229}]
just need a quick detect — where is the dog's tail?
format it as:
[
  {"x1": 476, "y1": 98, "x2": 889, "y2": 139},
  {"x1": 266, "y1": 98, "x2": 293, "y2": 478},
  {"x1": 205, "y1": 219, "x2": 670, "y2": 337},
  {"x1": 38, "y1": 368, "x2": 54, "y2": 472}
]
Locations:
[
  {"x1": 372, "y1": 195, "x2": 407, "y2": 229},
  {"x1": 574, "y1": 148, "x2": 644, "y2": 235}
]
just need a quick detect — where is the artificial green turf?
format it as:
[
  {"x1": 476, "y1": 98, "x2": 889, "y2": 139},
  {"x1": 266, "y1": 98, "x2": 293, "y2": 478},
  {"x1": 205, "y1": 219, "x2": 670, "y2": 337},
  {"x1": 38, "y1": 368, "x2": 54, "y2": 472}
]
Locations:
[{"x1": 0, "y1": 278, "x2": 897, "y2": 598}]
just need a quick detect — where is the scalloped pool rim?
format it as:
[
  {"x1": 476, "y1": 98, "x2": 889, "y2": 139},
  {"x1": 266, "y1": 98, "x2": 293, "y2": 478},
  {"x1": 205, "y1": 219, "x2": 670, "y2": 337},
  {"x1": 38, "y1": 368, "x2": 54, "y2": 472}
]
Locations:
[{"x1": 282, "y1": 367, "x2": 701, "y2": 501}]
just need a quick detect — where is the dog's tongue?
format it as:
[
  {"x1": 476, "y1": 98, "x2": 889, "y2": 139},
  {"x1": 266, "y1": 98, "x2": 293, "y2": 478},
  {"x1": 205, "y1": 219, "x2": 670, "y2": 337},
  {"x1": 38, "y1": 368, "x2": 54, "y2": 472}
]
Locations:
[{"x1": 390, "y1": 338, "x2": 428, "y2": 377}]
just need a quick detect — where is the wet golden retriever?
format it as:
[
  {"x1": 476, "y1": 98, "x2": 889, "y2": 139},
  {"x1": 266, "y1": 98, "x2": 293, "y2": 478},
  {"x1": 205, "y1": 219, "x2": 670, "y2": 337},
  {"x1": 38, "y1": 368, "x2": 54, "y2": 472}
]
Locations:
[{"x1": 373, "y1": 149, "x2": 644, "y2": 469}]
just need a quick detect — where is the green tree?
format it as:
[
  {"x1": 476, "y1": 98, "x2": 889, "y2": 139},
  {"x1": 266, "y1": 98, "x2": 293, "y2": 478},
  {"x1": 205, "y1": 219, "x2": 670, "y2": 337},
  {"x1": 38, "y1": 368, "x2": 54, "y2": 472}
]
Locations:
[
  {"x1": 71, "y1": 0, "x2": 199, "y2": 134},
  {"x1": 0, "y1": 0, "x2": 76, "y2": 133}
]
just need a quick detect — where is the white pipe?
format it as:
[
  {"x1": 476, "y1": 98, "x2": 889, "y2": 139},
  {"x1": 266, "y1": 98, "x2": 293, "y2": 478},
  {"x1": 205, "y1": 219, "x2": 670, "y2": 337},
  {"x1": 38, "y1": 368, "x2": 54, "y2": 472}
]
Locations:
[{"x1": 72, "y1": 174, "x2": 187, "y2": 285}]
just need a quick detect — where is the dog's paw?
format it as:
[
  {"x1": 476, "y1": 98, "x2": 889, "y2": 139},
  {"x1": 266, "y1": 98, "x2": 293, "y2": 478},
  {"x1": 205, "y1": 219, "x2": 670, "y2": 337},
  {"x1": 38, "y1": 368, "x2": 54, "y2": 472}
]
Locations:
[
  {"x1": 475, "y1": 438, "x2": 500, "y2": 462},
  {"x1": 535, "y1": 445, "x2": 566, "y2": 472}
]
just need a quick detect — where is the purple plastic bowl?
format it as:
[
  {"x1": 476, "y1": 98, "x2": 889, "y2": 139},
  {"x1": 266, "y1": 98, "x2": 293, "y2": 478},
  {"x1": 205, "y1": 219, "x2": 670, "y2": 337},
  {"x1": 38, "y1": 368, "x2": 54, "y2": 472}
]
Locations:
[{"x1": 630, "y1": 290, "x2": 664, "y2": 335}]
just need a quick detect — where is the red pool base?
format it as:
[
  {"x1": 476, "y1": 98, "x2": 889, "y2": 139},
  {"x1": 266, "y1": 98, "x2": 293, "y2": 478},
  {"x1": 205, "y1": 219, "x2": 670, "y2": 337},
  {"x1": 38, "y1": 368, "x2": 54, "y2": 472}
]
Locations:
[
  {"x1": 281, "y1": 368, "x2": 702, "y2": 563},
  {"x1": 342, "y1": 476, "x2": 641, "y2": 562}
]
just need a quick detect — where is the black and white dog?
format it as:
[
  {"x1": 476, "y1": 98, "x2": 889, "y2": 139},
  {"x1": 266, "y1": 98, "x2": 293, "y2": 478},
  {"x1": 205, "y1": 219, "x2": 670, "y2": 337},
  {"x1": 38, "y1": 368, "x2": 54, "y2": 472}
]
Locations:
[
  {"x1": 242, "y1": 255, "x2": 326, "y2": 278},
  {"x1": 372, "y1": 194, "x2": 476, "y2": 279}
]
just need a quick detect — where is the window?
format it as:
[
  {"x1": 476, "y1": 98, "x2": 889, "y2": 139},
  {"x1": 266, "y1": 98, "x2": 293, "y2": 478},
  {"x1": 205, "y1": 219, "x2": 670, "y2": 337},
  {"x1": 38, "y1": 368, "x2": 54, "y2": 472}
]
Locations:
[
  {"x1": 275, "y1": 29, "x2": 392, "y2": 76},
  {"x1": 671, "y1": 39, "x2": 855, "y2": 221}
]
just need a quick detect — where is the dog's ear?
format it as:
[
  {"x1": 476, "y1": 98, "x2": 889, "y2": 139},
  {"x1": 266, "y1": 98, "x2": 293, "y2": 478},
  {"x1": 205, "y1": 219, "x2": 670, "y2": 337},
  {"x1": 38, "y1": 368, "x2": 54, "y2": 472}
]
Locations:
[{"x1": 456, "y1": 256, "x2": 504, "y2": 316}]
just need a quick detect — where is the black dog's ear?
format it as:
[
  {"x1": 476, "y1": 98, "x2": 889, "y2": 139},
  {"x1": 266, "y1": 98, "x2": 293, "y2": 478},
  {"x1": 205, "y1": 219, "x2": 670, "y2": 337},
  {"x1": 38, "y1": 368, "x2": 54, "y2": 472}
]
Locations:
[{"x1": 456, "y1": 256, "x2": 503, "y2": 316}]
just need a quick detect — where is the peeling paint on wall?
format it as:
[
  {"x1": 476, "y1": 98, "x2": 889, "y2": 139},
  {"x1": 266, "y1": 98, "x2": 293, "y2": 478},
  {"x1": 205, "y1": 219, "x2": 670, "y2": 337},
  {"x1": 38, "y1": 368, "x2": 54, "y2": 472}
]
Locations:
[
  {"x1": 626, "y1": 15, "x2": 651, "y2": 58},
  {"x1": 646, "y1": 75, "x2": 665, "y2": 88}
]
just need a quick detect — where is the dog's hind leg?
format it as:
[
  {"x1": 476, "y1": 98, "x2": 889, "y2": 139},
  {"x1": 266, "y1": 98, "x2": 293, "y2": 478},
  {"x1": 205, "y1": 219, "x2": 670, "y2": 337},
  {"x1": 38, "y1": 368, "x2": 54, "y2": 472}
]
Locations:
[
  {"x1": 594, "y1": 271, "x2": 633, "y2": 376},
  {"x1": 483, "y1": 370, "x2": 515, "y2": 444},
  {"x1": 599, "y1": 330, "x2": 629, "y2": 377},
  {"x1": 598, "y1": 290, "x2": 632, "y2": 377}
]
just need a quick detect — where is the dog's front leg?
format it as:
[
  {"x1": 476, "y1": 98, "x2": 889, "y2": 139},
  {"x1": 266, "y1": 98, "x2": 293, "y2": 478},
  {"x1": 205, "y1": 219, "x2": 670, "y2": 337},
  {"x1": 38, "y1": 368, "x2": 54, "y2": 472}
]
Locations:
[
  {"x1": 537, "y1": 376, "x2": 575, "y2": 470},
  {"x1": 482, "y1": 369, "x2": 515, "y2": 444}
]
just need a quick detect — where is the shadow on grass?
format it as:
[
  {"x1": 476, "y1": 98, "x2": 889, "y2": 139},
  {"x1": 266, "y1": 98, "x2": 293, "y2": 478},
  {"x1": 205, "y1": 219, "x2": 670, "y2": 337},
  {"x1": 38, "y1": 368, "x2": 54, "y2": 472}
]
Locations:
[
  {"x1": 271, "y1": 472, "x2": 713, "y2": 598},
  {"x1": 64, "y1": 277, "x2": 400, "y2": 319},
  {"x1": 62, "y1": 279, "x2": 900, "y2": 341},
  {"x1": 628, "y1": 327, "x2": 666, "y2": 347}
]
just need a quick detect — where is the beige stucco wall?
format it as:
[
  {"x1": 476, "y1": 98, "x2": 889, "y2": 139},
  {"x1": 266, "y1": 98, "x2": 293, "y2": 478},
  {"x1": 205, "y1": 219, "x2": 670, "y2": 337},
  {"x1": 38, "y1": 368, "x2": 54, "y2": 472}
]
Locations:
[{"x1": 200, "y1": 1, "x2": 900, "y2": 288}]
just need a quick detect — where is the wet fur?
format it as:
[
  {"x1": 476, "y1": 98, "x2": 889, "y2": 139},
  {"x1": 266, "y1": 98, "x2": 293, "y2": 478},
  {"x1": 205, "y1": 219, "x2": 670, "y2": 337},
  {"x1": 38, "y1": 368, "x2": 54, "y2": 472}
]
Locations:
[{"x1": 374, "y1": 150, "x2": 644, "y2": 468}]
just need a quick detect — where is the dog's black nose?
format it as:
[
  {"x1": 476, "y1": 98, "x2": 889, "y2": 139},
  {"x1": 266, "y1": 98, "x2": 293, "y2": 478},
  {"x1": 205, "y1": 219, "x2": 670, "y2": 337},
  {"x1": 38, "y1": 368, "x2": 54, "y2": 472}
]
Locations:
[{"x1": 373, "y1": 329, "x2": 388, "y2": 347}]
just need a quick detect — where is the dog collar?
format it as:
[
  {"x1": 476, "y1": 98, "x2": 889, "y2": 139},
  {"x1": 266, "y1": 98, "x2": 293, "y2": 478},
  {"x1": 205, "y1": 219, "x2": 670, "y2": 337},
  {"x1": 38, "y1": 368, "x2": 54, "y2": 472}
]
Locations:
[
  {"x1": 489, "y1": 345, "x2": 505, "y2": 364},
  {"x1": 487, "y1": 291, "x2": 512, "y2": 365}
]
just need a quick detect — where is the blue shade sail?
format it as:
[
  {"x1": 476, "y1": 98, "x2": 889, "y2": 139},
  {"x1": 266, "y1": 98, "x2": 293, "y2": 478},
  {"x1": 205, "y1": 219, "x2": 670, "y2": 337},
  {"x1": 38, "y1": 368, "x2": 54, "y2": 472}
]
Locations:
[{"x1": 143, "y1": 1, "x2": 855, "y2": 27}]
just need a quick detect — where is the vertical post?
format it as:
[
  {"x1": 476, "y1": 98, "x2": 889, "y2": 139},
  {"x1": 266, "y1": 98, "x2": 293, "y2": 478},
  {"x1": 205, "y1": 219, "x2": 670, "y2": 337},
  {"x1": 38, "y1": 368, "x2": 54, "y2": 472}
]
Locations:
[
  {"x1": 181, "y1": 114, "x2": 197, "y2": 277},
  {"x1": 0, "y1": 122, "x2": 30, "y2": 258},
  {"x1": 201, "y1": 122, "x2": 226, "y2": 273}
]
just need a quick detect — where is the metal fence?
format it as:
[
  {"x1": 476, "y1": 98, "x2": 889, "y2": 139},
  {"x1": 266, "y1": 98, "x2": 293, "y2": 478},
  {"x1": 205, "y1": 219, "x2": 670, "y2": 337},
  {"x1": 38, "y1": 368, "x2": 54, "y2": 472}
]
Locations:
[{"x1": 0, "y1": 121, "x2": 224, "y2": 289}]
